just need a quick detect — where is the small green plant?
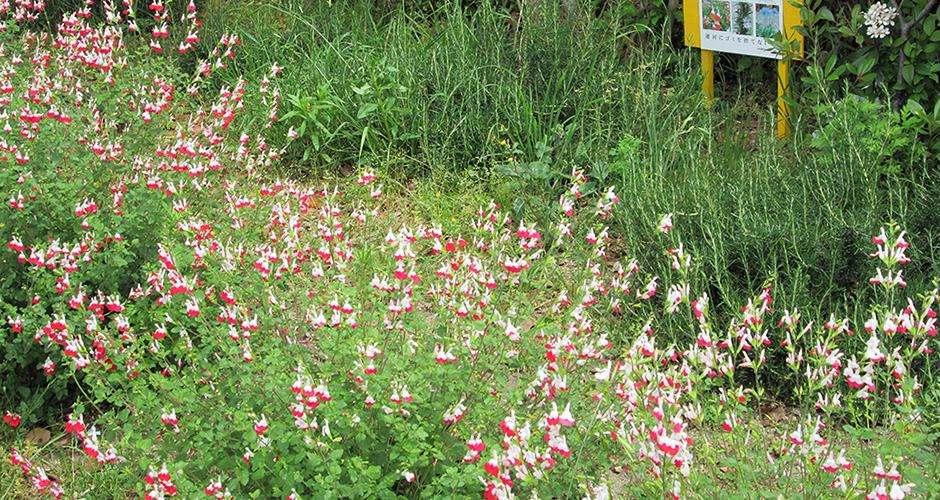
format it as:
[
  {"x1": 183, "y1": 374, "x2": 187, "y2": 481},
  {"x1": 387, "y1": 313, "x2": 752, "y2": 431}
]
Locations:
[
  {"x1": 348, "y1": 56, "x2": 419, "y2": 159},
  {"x1": 282, "y1": 84, "x2": 348, "y2": 167},
  {"x1": 608, "y1": 134, "x2": 643, "y2": 180},
  {"x1": 809, "y1": 89, "x2": 926, "y2": 176},
  {"x1": 493, "y1": 131, "x2": 604, "y2": 237}
]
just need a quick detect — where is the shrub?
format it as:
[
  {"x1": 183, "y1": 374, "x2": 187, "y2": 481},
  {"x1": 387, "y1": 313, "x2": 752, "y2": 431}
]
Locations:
[
  {"x1": 0, "y1": 1, "x2": 197, "y2": 423},
  {"x1": 796, "y1": 0, "x2": 940, "y2": 147}
]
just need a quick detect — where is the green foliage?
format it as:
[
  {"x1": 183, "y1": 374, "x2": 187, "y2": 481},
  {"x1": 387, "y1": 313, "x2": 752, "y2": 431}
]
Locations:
[
  {"x1": 905, "y1": 97, "x2": 940, "y2": 151},
  {"x1": 282, "y1": 85, "x2": 347, "y2": 166},
  {"x1": 493, "y1": 137, "x2": 593, "y2": 231},
  {"x1": 203, "y1": 0, "x2": 664, "y2": 181},
  {"x1": 590, "y1": 0, "x2": 685, "y2": 48},
  {"x1": 795, "y1": 0, "x2": 940, "y2": 146},
  {"x1": 347, "y1": 56, "x2": 421, "y2": 159},
  {"x1": 809, "y1": 90, "x2": 927, "y2": 176},
  {"x1": 3, "y1": 1, "x2": 940, "y2": 499}
]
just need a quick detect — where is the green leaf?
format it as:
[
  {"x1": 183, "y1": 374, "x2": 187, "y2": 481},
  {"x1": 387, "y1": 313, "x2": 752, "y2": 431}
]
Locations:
[
  {"x1": 528, "y1": 161, "x2": 549, "y2": 180},
  {"x1": 802, "y1": 8, "x2": 815, "y2": 26},
  {"x1": 512, "y1": 196, "x2": 526, "y2": 217},
  {"x1": 902, "y1": 63, "x2": 914, "y2": 85},
  {"x1": 358, "y1": 103, "x2": 378, "y2": 120},
  {"x1": 137, "y1": 437, "x2": 153, "y2": 451},
  {"x1": 351, "y1": 84, "x2": 372, "y2": 95},
  {"x1": 535, "y1": 141, "x2": 552, "y2": 158},
  {"x1": 906, "y1": 432, "x2": 927, "y2": 446},
  {"x1": 857, "y1": 57, "x2": 876, "y2": 76},
  {"x1": 824, "y1": 55, "x2": 843, "y2": 79}
]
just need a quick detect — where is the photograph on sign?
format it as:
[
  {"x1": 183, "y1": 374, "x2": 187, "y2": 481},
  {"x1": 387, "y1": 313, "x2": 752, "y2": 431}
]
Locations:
[
  {"x1": 700, "y1": 0, "x2": 782, "y2": 58},
  {"x1": 732, "y1": 2, "x2": 754, "y2": 35}
]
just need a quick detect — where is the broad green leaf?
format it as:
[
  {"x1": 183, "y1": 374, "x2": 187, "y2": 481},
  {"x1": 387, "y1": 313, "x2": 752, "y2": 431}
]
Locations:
[
  {"x1": 137, "y1": 437, "x2": 153, "y2": 451},
  {"x1": 902, "y1": 63, "x2": 914, "y2": 84}
]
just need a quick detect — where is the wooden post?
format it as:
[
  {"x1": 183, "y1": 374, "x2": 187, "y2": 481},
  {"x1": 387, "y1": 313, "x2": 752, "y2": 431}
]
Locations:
[
  {"x1": 777, "y1": 58, "x2": 789, "y2": 140},
  {"x1": 702, "y1": 49, "x2": 714, "y2": 101}
]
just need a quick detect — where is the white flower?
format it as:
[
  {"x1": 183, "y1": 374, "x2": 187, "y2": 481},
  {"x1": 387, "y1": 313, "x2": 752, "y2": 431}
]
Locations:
[
  {"x1": 867, "y1": 24, "x2": 889, "y2": 38},
  {"x1": 864, "y1": 2, "x2": 897, "y2": 38},
  {"x1": 658, "y1": 213, "x2": 673, "y2": 233}
]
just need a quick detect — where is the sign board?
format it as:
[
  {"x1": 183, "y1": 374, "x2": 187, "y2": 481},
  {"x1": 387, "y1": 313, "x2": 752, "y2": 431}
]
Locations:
[
  {"x1": 682, "y1": 0, "x2": 804, "y2": 138},
  {"x1": 683, "y1": 0, "x2": 803, "y2": 59}
]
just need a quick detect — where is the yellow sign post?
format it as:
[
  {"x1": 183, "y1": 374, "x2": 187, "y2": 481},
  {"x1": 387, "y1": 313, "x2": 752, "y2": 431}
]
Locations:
[
  {"x1": 683, "y1": 0, "x2": 803, "y2": 139},
  {"x1": 777, "y1": 58, "x2": 790, "y2": 138},
  {"x1": 702, "y1": 49, "x2": 715, "y2": 100}
]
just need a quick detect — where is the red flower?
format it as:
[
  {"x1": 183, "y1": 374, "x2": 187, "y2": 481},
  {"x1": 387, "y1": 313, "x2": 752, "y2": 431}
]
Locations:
[
  {"x1": 484, "y1": 452, "x2": 500, "y2": 477},
  {"x1": 467, "y1": 434, "x2": 486, "y2": 452},
  {"x1": 4, "y1": 411, "x2": 21, "y2": 427},
  {"x1": 254, "y1": 414, "x2": 268, "y2": 434}
]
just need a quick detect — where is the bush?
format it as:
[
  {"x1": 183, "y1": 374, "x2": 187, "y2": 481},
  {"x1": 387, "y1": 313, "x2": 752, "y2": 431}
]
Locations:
[
  {"x1": 796, "y1": 0, "x2": 940, "y2": 151},
  {"x1": 0, "y1": 5, "x2": 192, "y2": 423}
]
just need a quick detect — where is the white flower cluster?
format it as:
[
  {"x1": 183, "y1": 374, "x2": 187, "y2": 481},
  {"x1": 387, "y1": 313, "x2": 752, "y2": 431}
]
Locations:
[{"x1": 864, "y1": 1, "x2": 898, "y2": 38}]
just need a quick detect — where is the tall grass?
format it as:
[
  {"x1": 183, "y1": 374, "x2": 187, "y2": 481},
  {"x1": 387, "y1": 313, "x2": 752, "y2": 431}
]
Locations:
[{"x1": 202, "y1": 1, "x2": 636, "y2": 174}]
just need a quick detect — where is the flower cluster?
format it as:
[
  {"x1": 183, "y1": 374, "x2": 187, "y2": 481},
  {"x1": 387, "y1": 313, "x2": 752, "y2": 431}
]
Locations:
[
  {"x1": 10, "y1": 448, "x2": 64, "y2": 498},
  {"x1": 863, "y1": 457, "x2": 915, "y2": 499},
  {"x1": 144, "y1": 464, "x2": 179, "y2": 500},
  {"x1": 864, "y1": 1, "x2": 898, "y2": 38},
  {"x1": 3, "y1": 410, "x2": 20, "y2": 427}
]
